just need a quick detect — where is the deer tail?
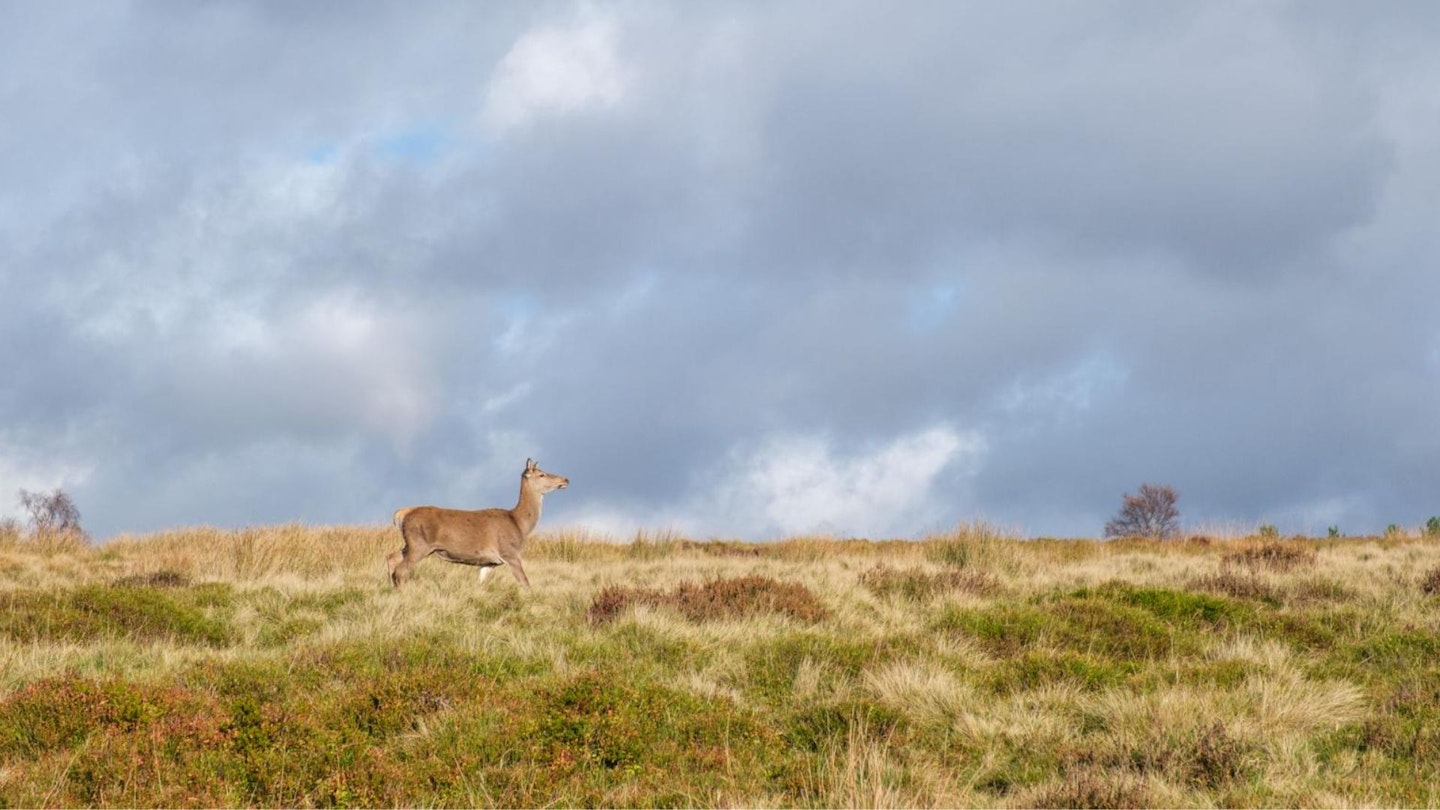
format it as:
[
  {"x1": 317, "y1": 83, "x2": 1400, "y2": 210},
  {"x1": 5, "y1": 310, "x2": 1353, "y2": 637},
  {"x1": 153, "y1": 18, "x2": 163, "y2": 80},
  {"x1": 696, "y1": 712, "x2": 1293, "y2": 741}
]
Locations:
[{"x1": 392, "y1": 507, "x2": 418, "y2": 528}]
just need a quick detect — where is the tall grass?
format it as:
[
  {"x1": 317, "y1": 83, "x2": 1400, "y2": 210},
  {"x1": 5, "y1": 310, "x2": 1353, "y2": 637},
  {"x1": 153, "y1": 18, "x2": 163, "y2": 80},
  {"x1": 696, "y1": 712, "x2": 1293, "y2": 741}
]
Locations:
[{"x1": 1, "y1": 525, "x2": 1438, "y2": 807}]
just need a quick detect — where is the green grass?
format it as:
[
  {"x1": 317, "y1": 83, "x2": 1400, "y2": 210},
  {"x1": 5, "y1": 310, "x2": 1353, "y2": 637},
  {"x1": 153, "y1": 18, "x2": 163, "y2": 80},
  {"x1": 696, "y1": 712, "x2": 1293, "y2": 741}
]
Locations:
[
  {"x1": 0, "y1": 583, "x2": 235, "y2": 647},
  {"x1": 1, "y1": 527, "x2": 1439, "y2": 806}
]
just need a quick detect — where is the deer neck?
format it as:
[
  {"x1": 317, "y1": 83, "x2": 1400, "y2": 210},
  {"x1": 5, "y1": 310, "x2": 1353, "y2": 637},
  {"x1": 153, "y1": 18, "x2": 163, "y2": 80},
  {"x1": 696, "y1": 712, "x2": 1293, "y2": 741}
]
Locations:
[{"x1": 510, "y1": 481, "x2": 544, "y2": 538}]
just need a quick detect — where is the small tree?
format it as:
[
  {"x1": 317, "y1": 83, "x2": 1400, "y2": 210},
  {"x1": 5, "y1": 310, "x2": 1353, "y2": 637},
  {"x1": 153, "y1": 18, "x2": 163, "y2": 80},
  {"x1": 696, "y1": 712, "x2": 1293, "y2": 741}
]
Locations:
[
  {"x1": 18, "y1": 488, "x2": 86, "y2": 538},
  {"x1": 1104, "y1": 483, "x2": 1180, "y2": 540}
]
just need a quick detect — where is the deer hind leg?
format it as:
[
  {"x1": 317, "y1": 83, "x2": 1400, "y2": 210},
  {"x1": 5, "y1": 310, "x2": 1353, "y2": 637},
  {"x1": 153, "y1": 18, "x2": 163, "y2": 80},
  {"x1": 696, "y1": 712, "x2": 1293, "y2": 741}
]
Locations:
[{"x1": 389, "y1": 537, "x2": 431, "y2": 588}]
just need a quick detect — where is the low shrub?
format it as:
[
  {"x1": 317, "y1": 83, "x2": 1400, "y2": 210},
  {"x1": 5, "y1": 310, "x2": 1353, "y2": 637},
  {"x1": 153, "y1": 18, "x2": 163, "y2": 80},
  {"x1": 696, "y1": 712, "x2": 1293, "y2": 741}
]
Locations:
[
  {"x1": 700, "y1": 540, "x2": 762, "y2": 557},
  {"x1": 986, "y1": 651, "x2": 1131, "y2": 694},
  {"x1": 0, "y1": 677, "x2": 136, "y2": 759},
  {"x1": 932, "y1": 604, "x2": 1049, "y2": 656},
  {"x1": 1087, "y1": 583, "x2": 1249, "y2": 627},
  {"x1": 936, "y1": 589, "x2": 1211, "y2": 663},
  {"x1": 1222, "y1": 541, "x2": 1317, "y2": 573},
  {"x1": 1422, "y1": 566, "x2": 1440, "y2": 597},
  {"x1": 588, "y1": 575, "x2": 828, "y2": 626},
  {"x1": 1189, "y1": 571, "x2": 1282, "y2": 606},
  {"x1": 1186, "y1": 720, "x2": 1261, "y2": 789},
  {"x1": 0, "y1": 584, "x2": 234, "y2": 646},
  {"x1": 857, "y1": 564, "x2": 998, "y2": 601},
  {"x1": 1022, "y1": 770, "x2": 1151, "y2": 809},
  {"x1": 111, "y1": 570, "x2": 192, "y2": 588}
]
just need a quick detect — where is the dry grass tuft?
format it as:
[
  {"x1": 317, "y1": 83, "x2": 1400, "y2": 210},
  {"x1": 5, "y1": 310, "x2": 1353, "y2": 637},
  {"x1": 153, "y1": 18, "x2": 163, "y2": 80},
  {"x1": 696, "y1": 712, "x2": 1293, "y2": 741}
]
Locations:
[
  {"x1": 923, "y1": 521, "x2": 1026, "y2": 573},
  {"x1": 588, "y1": 575, "x2": 829, "y2": 626},
  {"x1": 0, "y1": 529, "x2": 91, "y2": 556}
]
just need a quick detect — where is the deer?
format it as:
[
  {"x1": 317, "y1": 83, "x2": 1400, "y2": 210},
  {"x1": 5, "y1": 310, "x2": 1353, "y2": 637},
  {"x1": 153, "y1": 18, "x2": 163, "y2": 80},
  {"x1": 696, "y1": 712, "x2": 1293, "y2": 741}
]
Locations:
[{"x1": 387, "y1": 458, "x2": 569, "y2": 588}]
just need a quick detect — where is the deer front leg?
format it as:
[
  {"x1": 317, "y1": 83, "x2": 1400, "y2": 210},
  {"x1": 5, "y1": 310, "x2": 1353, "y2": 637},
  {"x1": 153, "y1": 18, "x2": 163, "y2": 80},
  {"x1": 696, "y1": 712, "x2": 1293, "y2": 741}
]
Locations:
[{"x1": 501, "y1": 554, "x2": 531, "y2": 588}]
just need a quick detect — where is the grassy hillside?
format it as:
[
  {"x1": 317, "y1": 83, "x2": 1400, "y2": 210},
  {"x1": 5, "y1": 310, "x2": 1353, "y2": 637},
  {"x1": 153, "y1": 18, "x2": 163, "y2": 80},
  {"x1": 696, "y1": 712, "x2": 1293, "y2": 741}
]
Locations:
[{"x1": 2, "y1": 523, "x2": 1439, "y2": 807}]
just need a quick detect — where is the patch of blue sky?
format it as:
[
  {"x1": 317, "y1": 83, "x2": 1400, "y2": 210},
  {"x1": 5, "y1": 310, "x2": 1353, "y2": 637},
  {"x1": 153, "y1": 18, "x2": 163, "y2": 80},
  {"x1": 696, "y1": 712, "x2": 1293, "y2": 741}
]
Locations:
[
  {"x1": 306, "y1": 143, "x2": 341, "y2": 165},
  {"x1": 375, "y1": 124, "x2": 455, "y2": 164},
  {"x1": 494, "y1": 291, "x2": 538, "y2": 322},
  {"x1": 1001, "y1": 349, "x2": 1130, "y2": 418},
  {"x1": 906, "y1": 282, "x2": 963, "y2": 333},
  {"x1": 300, "y1": 122, "x2": 486, "y2": 167},
  {"x1": 490, "y1": 291, "x2": 538, "y2": 353}
]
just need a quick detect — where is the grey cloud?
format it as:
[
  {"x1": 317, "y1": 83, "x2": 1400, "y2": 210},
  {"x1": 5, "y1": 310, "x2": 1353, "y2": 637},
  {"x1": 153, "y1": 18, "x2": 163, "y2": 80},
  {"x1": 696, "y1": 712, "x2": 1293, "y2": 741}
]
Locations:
[{"x1": 2, "y1": 2, "x2": 1438, "y2": 539}]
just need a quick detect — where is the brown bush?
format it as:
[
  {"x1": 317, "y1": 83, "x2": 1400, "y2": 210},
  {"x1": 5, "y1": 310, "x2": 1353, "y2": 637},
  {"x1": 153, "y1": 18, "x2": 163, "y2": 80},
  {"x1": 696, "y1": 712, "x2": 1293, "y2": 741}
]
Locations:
[
  {"x1": 1187, "y1": 720, "x2": 1258, "y2": 789},
  {"x1": 1023, "y1": 770, "x2": 1150, "y2": 809},
  {"x1": 1222, "y1": 541, "x2": 1316, "y2": 573},
  {"x1": 112, "y1": 570, "x2": 192, "y2": 588},
  {"x1": 699, "y1": 541, "x2": 762, "y2": 557},
  {"x1": 858, "y1": 564, "x2": 999, "y2": 601},
  {"x1": 588, "y1": 575, "x2": 828, "y2": 626},
  {"x1": 1421, "y1": 566, "x2": 1440, "y2": 597},
  {"x1": 1189, "y1": 571, "x2": 1282, "y2": 605}
]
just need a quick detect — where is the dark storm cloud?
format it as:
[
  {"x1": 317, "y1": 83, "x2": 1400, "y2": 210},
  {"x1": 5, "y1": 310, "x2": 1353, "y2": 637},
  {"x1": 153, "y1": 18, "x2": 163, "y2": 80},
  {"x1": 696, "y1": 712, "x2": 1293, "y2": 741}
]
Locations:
[{"x1": 2, "y1": 1, "x2": 1437, "y2": 539}]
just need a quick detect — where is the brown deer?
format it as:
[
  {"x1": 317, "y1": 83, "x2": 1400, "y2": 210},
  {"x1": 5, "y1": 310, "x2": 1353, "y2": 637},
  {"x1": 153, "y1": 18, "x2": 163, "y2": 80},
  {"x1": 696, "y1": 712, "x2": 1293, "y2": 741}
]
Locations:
[{"x1": 388, "y1": 458, "x2": 569, "y2": 588}]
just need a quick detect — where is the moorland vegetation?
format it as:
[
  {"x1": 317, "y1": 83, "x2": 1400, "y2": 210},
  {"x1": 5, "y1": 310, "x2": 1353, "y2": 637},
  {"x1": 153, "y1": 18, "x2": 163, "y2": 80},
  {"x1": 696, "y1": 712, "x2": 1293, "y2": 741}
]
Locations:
[{"x1": 2, "y1": 520, "x2": 1440, "y2": 807}]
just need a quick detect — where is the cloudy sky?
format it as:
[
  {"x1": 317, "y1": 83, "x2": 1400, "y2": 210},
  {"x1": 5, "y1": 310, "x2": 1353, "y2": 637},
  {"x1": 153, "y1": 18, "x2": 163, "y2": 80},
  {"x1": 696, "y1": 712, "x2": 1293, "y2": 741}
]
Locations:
[{"x1": 2, "y1": 2, "x2": 1438, "y2": 541}]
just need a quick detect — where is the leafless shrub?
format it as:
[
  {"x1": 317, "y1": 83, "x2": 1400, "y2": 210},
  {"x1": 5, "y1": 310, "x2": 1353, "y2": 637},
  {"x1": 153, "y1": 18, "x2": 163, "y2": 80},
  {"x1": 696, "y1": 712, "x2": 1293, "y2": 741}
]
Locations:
[
  {"x1": 1104, "y1": 484, "x2": 1180, "y2": 540},
  {"x1": 17, "y1": 488, "x2": 88, "y2": 542}
]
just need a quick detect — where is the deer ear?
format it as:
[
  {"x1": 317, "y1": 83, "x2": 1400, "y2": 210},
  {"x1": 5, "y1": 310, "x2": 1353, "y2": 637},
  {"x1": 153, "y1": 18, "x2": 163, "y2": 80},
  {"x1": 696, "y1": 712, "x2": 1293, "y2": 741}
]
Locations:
[{"x1": 526, "y1": 458, "x2": 537, "y2": 472}]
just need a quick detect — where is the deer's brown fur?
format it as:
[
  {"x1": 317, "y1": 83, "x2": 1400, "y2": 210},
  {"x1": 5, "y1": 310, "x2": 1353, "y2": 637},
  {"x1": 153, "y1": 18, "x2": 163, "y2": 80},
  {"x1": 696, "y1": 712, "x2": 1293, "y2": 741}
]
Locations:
[{"x1": 387, "y1": 458, "x2": 568, "y2": 588}]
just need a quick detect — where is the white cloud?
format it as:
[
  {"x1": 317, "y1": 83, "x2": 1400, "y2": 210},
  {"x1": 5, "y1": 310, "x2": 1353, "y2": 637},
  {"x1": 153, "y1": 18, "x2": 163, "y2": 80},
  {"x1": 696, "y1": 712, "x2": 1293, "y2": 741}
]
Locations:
[
  {"x1": 717, "y1": 425, "x2": 983, "y2": 538},
  {"x1": 558, "y1": 424, "x2": 986, "y2": 541},
  {"x1": 481, "y1": 8, "x2": 629, "y2": 134}
]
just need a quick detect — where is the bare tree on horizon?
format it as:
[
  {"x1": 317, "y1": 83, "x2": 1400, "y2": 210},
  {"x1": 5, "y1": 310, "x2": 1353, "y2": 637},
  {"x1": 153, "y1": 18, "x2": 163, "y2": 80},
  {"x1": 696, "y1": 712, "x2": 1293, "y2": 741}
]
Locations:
[
  {"x1": 18, "y1": 488, "x2": 87, "y2": 539},
  {"x1": 1104, "y1": 483, "x2": 1181, "y2": 540}
]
